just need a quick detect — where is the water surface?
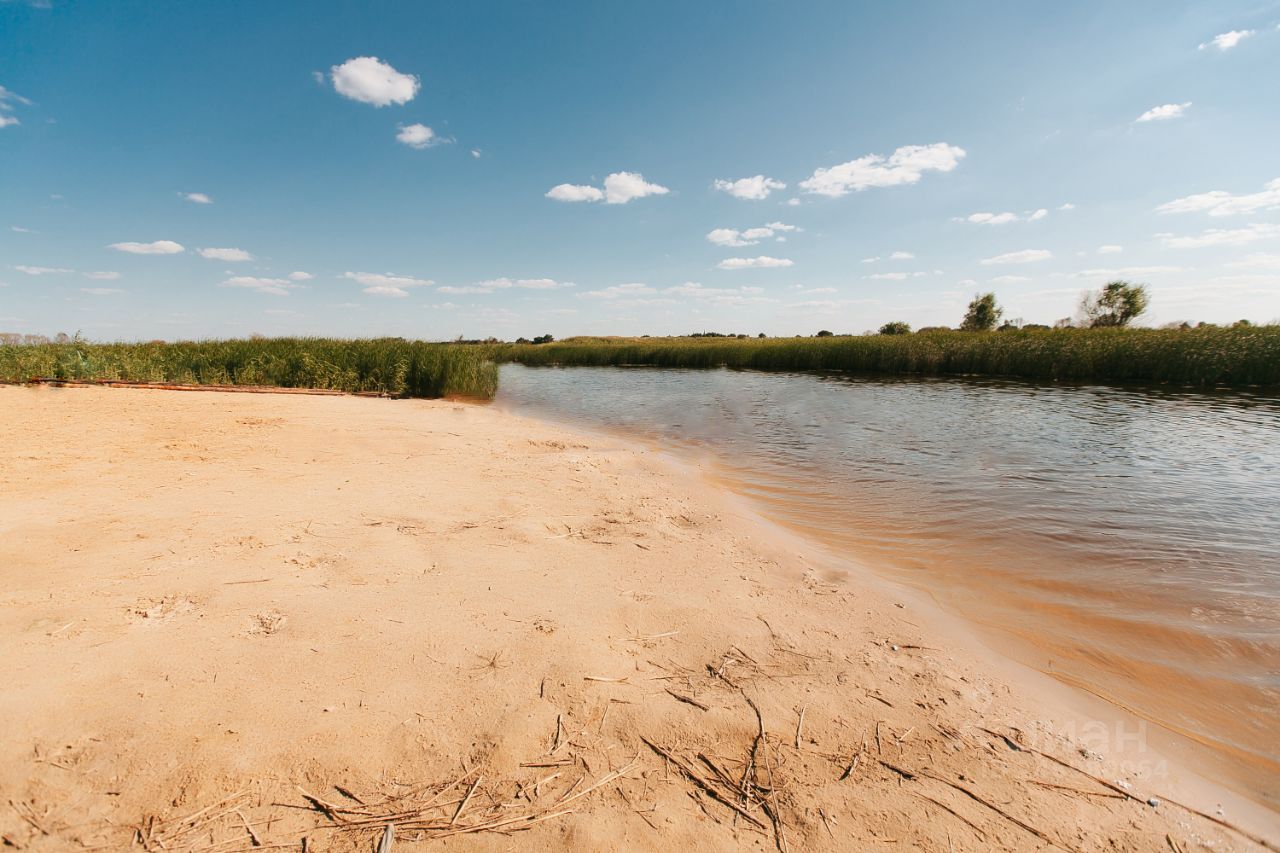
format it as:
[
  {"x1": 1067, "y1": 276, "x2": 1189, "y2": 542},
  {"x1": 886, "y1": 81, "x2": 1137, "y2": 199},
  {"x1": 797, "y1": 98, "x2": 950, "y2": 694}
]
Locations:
[{"x1": 496, "y1": 364, "x2": 1280, "y2": 805}]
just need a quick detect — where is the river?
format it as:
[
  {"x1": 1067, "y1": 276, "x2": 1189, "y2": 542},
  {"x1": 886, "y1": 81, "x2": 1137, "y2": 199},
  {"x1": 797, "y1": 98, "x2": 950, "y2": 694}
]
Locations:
[{"x1": 495, "y1": 363, "x2": 1280, "y2": 807}]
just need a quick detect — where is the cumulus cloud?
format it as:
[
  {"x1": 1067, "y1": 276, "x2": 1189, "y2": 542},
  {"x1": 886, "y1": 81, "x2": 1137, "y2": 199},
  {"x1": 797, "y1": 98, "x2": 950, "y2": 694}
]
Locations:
[
  {"x1": 330, "y1": 56, "x2": 419, "y2": 107},
  {"x1": 83, "y1": 271, "x2": 122, "y2": 280},
  {"x1": 109, "y1": 240, "x2": 184, "y2": 255},
  {"x1": 580, "y1": 283, "x2": 659, "y2": 299},
  {"x1": 861, "y1": 257, "x2": 880, "y2": 264},
  {"x1": 1199, "y1": 30, "x2": 1253, "y2": 51},
  {"x1": 706, "y1": 222, "x2": 798, "y2": 247},
  {"x1": 713, "y1": 175, "x2": 786, "y2": 200},
  {"x1": 344, "y1": 271, "x2": 433, "y2": 297},
  {"x1": 800, "y1": 143, "x2": 965, "y2": 197},
  {"x1": 288, "y1": 271, "x2": 314, "y2": 281},
  {"x1": 545, "y1": 172, "x2": 668, "y2": 204},
  {"x1": 11, "y1": 226, "x2": 32, "y2": 233},
  {"x1": 198, "y1": 247, "x2": 253, "y2": 261},
  {"x1": 80, "y1": 287, "x2": 124, "y2": 296},
  {"x1": 1097, "y1": 245, "x2": 1124, "y2": 254},
  {"x1": 183, "y1": 192, "x2": 212, "y2": 204},
  {"x1": 1059, "y1": 203, "x2": 1076, "y2": 211},
  {"x1": 545, "y1": 183, "x2": 604, "y2": 202},
  {"x1": 866, "y1": 272, "x2": 909, "y2": 281},
  {"x1": 661, "y1": 282, "x2": 775, "y2": 306},
  {"x1": 1156, "y1": 178, "x2": 1280, "y2": 217},
  {"x1": 396, "y1": 123, "x2": 437, "y2": 149},
  {"x1": 959, "y1": 212, "x2": 1018, "y2": 225},
  {"x1": 1159, "y1": 223, "x2": 1280, "y2": 248},
  {"x1": 1225, "y1": 253, "x2": 1280, "y2": 269},
  {"x1": 14, "y1": 265, "x2": 72, "y2": 275},
  {"x1": 890, "y1": 251, "x2": 914, "y2": 260},
  {"x1": 1028, "y1": 208, "x2": 1048, "y2": 221},
  {"x1": 990, "y1": 275, "x2": 1032, "y2": 284},
  {"x1": 980, "y1": 249, "x2": 1053, "y2": 265},
  {"x1": 1136, "y1": 102, "x2": 1191, "y2": 122},
  {"x1": 0, "y1": 85, "x2": 31, "y2": 128},
  {"x1": 220, "y1": 276, "x2": 303, "y2": 296},
  {"x1": 716, "y1": 256, "x2": 794, "y2": 270}
]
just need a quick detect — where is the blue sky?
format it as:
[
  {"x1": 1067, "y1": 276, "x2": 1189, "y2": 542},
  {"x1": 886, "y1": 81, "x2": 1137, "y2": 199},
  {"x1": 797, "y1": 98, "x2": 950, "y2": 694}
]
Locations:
[{"x1": 2, "y1": 0, "x2": 1279, "y2": 340}]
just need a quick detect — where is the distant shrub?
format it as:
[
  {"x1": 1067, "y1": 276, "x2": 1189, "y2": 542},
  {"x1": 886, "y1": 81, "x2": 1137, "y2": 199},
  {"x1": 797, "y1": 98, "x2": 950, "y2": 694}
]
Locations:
[{"x1": 878, "y1": 322, "x2": 911, "y2": 335}]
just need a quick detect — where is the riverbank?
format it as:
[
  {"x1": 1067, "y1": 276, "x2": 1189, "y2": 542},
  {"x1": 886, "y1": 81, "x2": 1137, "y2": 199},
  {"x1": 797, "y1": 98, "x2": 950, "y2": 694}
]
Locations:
[{"x1": 1, "y1": 385, "x2": 1274, "y2": 851}]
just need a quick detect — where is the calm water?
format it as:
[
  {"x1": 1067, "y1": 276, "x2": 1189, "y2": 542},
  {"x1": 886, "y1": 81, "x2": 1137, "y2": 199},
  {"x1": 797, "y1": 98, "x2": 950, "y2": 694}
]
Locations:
[{"x1": 495, "y1": 364, "x2": 1280, "y2": 804}]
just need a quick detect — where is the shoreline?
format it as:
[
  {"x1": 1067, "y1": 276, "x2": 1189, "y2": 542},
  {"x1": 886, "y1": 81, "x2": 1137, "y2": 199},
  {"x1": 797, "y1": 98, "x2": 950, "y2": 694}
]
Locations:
[{"x1": 1, "y1": 385, "x2": 1275, "y2": 851}]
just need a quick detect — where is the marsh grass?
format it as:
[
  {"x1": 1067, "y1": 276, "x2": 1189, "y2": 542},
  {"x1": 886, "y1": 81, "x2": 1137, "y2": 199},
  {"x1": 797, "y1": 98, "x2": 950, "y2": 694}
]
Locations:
[
  {"x1": 491, "y1": 327, "x2": 1280, "y2": 388},
  {"x1": 0, "y1": 337, "x2": 499, "y2": 399}
]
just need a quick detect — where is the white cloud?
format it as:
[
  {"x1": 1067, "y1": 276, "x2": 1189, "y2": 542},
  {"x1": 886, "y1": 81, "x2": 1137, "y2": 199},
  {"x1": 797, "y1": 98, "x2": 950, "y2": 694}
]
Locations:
[
  {"x1": 396, "y1": 123, "x2": 436, "y2": 149},
  {"x1": 14, "y1": 265, "x2": 72, "y2": 275},
  {"x1": 980, "y1": 249, "x2": 1053, "y2": 265},
  {"x1": 343, "y1": 271, "x2": 433, "y2": 297},
  {"x1": 311, "y1": 71, "x2": 325, "y2": 85},
  {"x1": 437, "y1": 277, "x2": 572, "y2": 295},
  {"x1": 1156, "y1": 178, "x2": 1280, "y2": 217},
  {"x1": 10, "y1": 226, "x2": 32, "y2": 233},
  {"x1": 793, "y1": 286, "x2": 836, "y2": 294},
  {"x1": 0, "y1": 116, "x2": 19, "y2": 129},
  {"x1": 1225, "y1": 252, "x2": 1280, "y2": 269},
  {"x1": 545, "y1": 172, "x2": 668, "y2": 205},
  {"x1": 661, "y1": 282, "x2": 776, "y2": 305},
  {"x1": 1028, "y1": 208, "x2": 1048, "y2": 221},
  {"x1": 183, "y1": 192, "x2": 212, "y2": 204},
  {"x1": 581, "y1": 283, "x2": 658, "y2": 299},
  {"x1": 1136, "y1": 102, "x2": 1191, "y2": 123},
  {"x1": 1159, "y1": 223, "x2": 1280, "y2": 248},
  {"x1": 471, "y1": 148, "x2": 482, "y2": 158},
  {"x1": 866, "y1": 272, "x2": 909, "y2": 281},
  {"x1": 800, "y1": 143, "x2": 965, "y2": 197},
  {"x1": 861, "y1": 257, "x2": 880, "y2": 264},
  {"x1": 109, "y1": 240, "x2": 184, "y2": 255},
  {"x1": 83, "y1": 271, "x2": 122, "y2": 280},
  {"x1": 545, "y1": 183, "x2": 604, "y2": 202},
  {"x1": 0, "y1": 85, "x2": 30, "y2": 128},
  {"x1": 890, "y1": 251, "x2": 914, "y2": 260},
  {"x1": 784, "y1": 198, "x2": 801, "y2": 207},
  {"x1": 1070, "y1": 266, "x2": 1183, "y2": 279},
  {"x1": 80, "y1": 287, "x2": 124, "y2": 296},
  {"x1": 220, "y1": 276, "x2": 302, "y2": 296},
  {"x1": 957, "y1": 211, "x2": 1019, "y2": 225},
  {"x1": 288, "y1": 271, "x2": 314, "y2": 281},
  {"x1": 1199, "y1": 30, "x2": 1254, "y2": 51},
  {"x1": 990, "y1": 275, "x2": 1032, "y2": 284},
  {"x1": 198, "y1": 247, "x2": 253, "y2": 261},
  {"x1": 1059, "y1": 203, "x2": 1076, "y2": 211},
  {"x1": 330, "y1": 56, "x2": 419, "y2": 107},
  {"x1": 717, "y1": 256, "x2": 794, "y2": 270},
  {"x1": 713, "y1": 175, "x2": 786, "y2": 200},
  {"x1": 706, "y1": 221, "x2": 798, "y2": 247},
  {"x1": 603, "y1": 172, "x2": 669, "y2": 204},
  {"x1": 1097, "y1": 245, "x2": 1124, "y2": 254}
]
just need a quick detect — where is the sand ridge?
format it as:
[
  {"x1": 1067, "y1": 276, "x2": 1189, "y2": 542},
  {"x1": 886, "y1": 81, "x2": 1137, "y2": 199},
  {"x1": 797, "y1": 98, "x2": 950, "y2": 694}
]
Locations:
[{"x1": 0, "y1": 385, "x2": 1275, "y2": 851}]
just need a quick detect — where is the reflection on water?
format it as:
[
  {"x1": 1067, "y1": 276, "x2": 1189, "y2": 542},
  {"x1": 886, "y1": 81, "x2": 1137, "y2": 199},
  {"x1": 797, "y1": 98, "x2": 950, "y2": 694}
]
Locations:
[{"x1": 496, "y1": 364, "x2": 1280, "y2": 805}]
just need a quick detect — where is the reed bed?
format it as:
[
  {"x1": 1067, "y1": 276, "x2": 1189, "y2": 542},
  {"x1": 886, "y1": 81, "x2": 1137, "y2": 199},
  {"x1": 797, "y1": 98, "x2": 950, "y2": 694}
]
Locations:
[
  {"x1": 491, "y1": 327, "x2": 1280, "y2": 388},
  {"x1": 0, "y1": 337, "x2": 499, "y2": 399}
]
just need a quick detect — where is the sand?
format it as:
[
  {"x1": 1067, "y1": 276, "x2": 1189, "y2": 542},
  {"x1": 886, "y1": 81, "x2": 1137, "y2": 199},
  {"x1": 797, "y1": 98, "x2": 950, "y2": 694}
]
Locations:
[{"x1": 1, "y1": 384, "x2": 1275, "y2": 852}]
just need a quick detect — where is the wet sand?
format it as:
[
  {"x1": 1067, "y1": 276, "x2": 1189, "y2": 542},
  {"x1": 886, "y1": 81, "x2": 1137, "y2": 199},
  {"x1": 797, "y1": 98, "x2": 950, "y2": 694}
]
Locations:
[{"x1": 1, "y1": 385, "x2": 1275, "y2": 851}]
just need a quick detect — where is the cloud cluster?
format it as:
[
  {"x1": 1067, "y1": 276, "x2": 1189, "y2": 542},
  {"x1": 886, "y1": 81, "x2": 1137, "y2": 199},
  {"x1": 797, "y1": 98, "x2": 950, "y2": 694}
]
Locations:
[
  {"x1": 1199, "y1": 30, "x2": 1253, "y2": 51},
  {"x1": 706, "y1": 222, "x2": 798, "y2": 247},
  {"x1": 330, "y1": 56, "x2": 419, "y2": 107},
  {"x1": 546, "y1": 172, "x2": 669, "y2": 205},
  {"x1": 579, "y1": 282, "x2": 772, "y2": 307},
  {"x1": 221, "y1": 276, "x2": 305, "y2": 296},
  {"x1": 344, "y1": 270, "x2": 433, "y2": 297},
  {"x1": 14, "y1": 265, "x2": 72, "y2": 275},
  {"x1": 80, "y1": 287, "x2": 124, "y2": 296},
  {"x1": 183, "y1": 192, "x2": 212, "y2": 204},
  {"x1": 980, "y1": 249, "x2": 1053, "y2": 265},
  {"x1": 438, "y1": 277, "x2": 575, "y2": 294},
  {"x1": 0, "y1": 84, "x2": 31, "y2": 128},
  {"x1": 713, "y1": 176, "x2": 786, "y2": 200},
  {"x1": 109, "y1": 240, "x2": 184, "y2": 255},
  {"x1": 198, "y1": 247, "x2": 253, "y2": 261},
  {"x1": 1136, "y1": 102, "x2": 1191, "y2": 122},
  {"x1": 954, "y1": 208, "x2": 1048, "y2": 225},
  {"x1": 716, "y1": 256, "x2": 793, "y2": 270},
  {"x1": 1156, "y1": 178, "x2": 1280, "y2": 217},
  {"x1": 799, "y1": 143, "x2": 965, "y2": 197},
  {"x1": 1158, "y1": 223, "x2": 1280, "y2": 248}
]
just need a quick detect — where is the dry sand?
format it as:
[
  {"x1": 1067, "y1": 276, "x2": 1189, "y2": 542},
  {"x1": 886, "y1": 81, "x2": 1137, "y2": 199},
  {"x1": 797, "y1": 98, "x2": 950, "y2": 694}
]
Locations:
[{"x1": 1, "y1": 385, "x2": 1276, "y2": 852}]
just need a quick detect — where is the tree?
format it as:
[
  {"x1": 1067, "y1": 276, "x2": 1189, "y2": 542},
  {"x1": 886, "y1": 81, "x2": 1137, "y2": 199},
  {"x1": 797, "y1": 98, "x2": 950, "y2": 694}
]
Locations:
[
  {"x1": 815, "y1": 329, "x2": 834, "y2": 337},
  {"x1": 1079, "y1": 280, "x2": 1149, "y2": 328},
  {"x1": 960, "y1": 292, "x2": 1003, "y2": 331},
  {"x1": 879, "y1": 321, "x2": 911, "y2": 335}
]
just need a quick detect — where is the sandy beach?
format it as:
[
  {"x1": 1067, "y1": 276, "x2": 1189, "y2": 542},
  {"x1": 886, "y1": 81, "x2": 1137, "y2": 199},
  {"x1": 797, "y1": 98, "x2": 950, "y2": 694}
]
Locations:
[{"x1": 1, "y1": 385, "x2": 1275, "y2": 852}]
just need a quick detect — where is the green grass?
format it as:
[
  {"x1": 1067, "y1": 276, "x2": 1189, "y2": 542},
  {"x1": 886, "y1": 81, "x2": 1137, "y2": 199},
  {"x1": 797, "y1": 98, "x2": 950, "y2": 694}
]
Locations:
[
  {"x1": 0, "y1": 337, "x2": 499, "y2": 399},
  {"x1": 491, "y1": 327, "x2": 1280, "y2": 388}
]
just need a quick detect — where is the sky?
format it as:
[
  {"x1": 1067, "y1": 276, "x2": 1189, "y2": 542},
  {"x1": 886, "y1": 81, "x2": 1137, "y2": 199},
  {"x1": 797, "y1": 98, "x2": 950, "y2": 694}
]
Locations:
[{"x1": 2, "y1": 0, "x2": 1279, "y2": 340}]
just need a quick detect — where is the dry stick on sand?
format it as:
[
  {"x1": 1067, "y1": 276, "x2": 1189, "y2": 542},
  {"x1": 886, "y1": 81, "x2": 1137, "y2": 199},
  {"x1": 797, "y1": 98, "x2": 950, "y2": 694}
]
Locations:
[
  {"x1": 743, "y1": 692, "x2": 789, "y2": 853},
  {"x1": 638, "y1": 737, "x2": 766, "y2": 830},
  {"x1": 665, "y1": 689, "x2": 709, "y2": 712},
  {"x1": 451, "y1": 776, "x2": 483, "y2": 825}
]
